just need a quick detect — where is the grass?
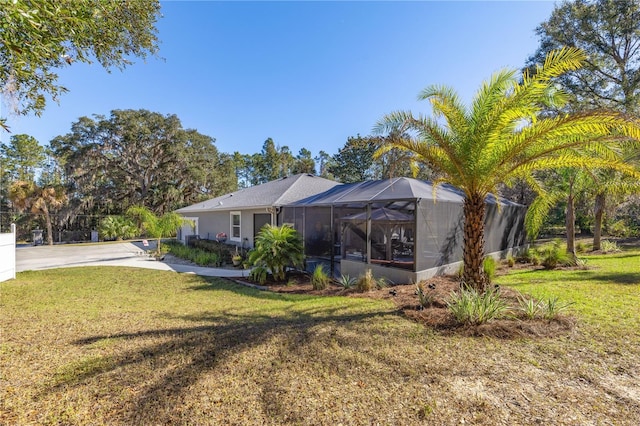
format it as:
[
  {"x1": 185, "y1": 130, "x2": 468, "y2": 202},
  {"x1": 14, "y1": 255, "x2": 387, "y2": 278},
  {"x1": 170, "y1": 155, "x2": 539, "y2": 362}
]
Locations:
[
  {"x1": 495, "y1": 250, "x2": 640, "y2": 336},
  {"x1": 1, "y1": 249, "x2": 639, "y2": 425}
]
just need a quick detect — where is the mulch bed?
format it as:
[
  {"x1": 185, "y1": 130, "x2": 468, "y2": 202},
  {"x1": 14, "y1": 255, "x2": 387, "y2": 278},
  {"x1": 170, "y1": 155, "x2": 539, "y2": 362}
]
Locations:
[{"x1": 232, "y1": 268, "x2": 577, "y2": 339}]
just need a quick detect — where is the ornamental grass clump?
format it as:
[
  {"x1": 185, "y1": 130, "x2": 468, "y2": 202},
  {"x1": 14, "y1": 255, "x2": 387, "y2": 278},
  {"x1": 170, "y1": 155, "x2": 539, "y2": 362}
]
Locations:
[
  {"x1": 415, "y1": 282, "x2": 437, "y2": 309},
  {"x1": 311, "y1": 265, "x2": 330, "y2": 290},
  {"x1": 355, "y1": 269, "x2": 387, "y2": 292},
  {"x1": 447, "y1": 285, "x2": 507, "y2": 325},
  {"x1": 483, "y1": 256, "x2": 497, "y2": 283},
  {"x1": 600, "y1": 240, "x2": 620, "y2": 253},
  {"x1": 516, "y1": 291, "x2": 574, "y2": 320},
  {"x1": 538, "y1": 240, "x2": 575, "y2": 269}
]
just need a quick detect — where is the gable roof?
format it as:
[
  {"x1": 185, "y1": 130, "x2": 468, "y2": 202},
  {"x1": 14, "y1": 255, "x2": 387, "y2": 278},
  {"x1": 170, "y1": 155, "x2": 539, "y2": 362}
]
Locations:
[{"x1": 176, "y1": 173, "x2": 341, "y2": 213}]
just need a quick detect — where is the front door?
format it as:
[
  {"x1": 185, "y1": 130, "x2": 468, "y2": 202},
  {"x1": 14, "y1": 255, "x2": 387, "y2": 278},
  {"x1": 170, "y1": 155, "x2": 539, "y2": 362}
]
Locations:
[{"x1": 253, "y1": 213, "x2": 271, "y2": 244}]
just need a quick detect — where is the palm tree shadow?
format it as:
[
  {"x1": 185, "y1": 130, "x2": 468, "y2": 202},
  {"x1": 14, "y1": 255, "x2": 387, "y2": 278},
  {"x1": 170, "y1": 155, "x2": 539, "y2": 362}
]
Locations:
[
  {"x1": 50, "y1": 302, "x2": 394, "y2": 423},
  {"x1": 575, "y1": 271, "x2": 640, "y2": 285}
]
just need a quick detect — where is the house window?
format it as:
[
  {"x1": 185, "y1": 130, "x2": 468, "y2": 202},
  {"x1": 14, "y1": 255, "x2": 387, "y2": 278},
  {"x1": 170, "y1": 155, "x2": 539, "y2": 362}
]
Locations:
[{"x1": 230, "y1": 211, "x2": 241, "y2": 242}]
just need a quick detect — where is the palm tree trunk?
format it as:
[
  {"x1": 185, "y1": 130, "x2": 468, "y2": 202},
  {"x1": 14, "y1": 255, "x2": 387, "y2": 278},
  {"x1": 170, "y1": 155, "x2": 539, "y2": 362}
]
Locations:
[
  {"x1": 566, "y1": 193, "x2": 576, "y2": 258},
  {"x1": 593, "y1": 192, "x2": 605, "y2": 251},
  {"x1": 463, "y1": 193, "x2": 487, "y2": 292}
]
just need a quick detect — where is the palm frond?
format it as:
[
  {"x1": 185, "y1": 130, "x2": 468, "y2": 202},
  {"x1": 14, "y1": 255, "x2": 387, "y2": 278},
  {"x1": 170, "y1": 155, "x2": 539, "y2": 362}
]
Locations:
[{"x1": 525, "y1": 189, "x2": 564, "y2": 241}]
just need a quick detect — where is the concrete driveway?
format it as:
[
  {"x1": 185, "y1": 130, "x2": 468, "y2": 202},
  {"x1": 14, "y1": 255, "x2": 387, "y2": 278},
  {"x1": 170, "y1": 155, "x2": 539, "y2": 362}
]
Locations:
[{"x1": 15, "y1": 241, "x2": 250, "y2": 278}]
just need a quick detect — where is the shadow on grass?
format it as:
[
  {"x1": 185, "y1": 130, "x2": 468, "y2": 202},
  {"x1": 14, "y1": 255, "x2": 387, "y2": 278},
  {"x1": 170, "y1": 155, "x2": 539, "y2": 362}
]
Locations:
[
  {"x1": 46, "y1": 297, "x2": 396, "y2": 424},
  {"x1": 573, "y1": 271, "x2": 640, "y2": 285}
]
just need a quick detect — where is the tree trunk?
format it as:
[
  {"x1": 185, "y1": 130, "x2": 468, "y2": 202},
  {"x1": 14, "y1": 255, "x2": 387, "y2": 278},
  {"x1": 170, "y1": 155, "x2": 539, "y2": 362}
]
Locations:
[
  {"x1": 593, "y1": 192, "x2": 605, "y2": 251},
  {"x1": 462, "y1": 193, "x2": 487, "y2": 292},
  {"x1": 43, "y1": 204, "x2": 54, "y2": 246},
  {"x1": 566, "y1": 193, "x2": 576, "y2": 258}
]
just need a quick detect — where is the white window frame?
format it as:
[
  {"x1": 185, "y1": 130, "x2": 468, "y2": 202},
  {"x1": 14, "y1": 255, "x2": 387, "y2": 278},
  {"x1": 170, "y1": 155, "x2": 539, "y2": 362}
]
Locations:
[{"x1": 230, "y1": 211, "x2": 241, "y2": 242}]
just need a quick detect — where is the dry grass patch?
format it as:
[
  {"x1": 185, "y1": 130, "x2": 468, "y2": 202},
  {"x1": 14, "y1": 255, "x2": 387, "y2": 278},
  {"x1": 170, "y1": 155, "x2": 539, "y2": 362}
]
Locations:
[{"x1": 1, "y1": 257, "x2": 639, "y2": 425}]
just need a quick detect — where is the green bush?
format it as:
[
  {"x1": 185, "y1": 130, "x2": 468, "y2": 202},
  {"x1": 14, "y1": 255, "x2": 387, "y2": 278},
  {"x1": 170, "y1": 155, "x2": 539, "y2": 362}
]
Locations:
[
  {"x1": 600, "y1": 240, "x2": 620, "y2": 253},
  {"x1": 538, "y1": 241, "x2": 574, "y2": 269},
  {"x1": 515, "y1": 248, "x2": 533, "y2": 263},
  {"x1": 530, "y1": 252, "x2": 540, "y2": 266},
  {"x1": 311, "y1": 265, "x2": 330, "y2": 290},
  {"x1": 99, "y1": 215, "x2": 138, "y2": 241},
  {"x1": 608, "y1": 220, "x2": 630, "y2": 238},
  {"x1": 247, "y1": 225, "x2": 304, "y2": 282},
  {"x1": 249, "y1": 265, "x2": 268, "y2": 285},
  {"x1": 506, "y1": 255, "x2": 515, "y2": 268},
  {"x1": 446, "y1": 286, "x2": 507, "y2": 325},
  {"x1": 164, "y1": 241, "x2": 220, "y2": 266},
  {"x1": 483, "y1": 257, "x2": 497, "y2": 282},
  {"x1": 192, "y1": 239, "x2": 246, "y2": 265}
]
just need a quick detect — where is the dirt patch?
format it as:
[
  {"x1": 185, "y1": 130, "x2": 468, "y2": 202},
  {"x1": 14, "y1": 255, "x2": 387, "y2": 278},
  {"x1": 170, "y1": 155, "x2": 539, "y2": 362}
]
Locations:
[{"x1": 233, "y1": 272, "x2": 576, "y2": 339}]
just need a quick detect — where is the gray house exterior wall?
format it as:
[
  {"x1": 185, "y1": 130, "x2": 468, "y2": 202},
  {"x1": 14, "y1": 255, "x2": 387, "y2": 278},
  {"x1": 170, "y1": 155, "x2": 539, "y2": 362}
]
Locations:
[{"x1": 178, "y1": 208, "x2": 275, "y2": 248}]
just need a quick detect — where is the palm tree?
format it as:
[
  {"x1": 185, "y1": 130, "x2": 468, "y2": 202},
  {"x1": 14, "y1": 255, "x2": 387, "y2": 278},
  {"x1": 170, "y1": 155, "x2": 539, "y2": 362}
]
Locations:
[
  {"x1": 9, "y1": 180, "x2": 67, "y2": 245},
  {"x1": 126, "y1": 205, "x2": 188, "y2": 253},
  {"x1": 374, "y1": 48, "x2": 640, "y2": 292},
  {"x1": 247, "y1": 224, "x2": 304, "y2": 282}
]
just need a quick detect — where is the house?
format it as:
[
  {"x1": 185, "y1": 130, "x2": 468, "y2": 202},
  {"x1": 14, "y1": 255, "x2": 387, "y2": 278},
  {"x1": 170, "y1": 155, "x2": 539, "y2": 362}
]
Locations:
[
  {"x1": 175, "y1": 173, "x2": 340, "y2": 248},
  {"x1": 177, "y1": 175, "x2": 527, "y2": 284}
]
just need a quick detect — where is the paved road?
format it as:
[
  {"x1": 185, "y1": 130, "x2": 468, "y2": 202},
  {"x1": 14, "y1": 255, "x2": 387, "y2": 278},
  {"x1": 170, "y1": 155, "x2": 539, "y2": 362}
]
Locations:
[{"x1": 15, "y1": 241, "x2": 250, "y2": 278}]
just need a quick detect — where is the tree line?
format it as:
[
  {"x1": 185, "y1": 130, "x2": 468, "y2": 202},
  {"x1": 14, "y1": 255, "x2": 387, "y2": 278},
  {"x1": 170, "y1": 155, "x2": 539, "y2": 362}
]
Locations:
[{"x1": 0, "y1": 110, "x2": 435, "y2": 241}]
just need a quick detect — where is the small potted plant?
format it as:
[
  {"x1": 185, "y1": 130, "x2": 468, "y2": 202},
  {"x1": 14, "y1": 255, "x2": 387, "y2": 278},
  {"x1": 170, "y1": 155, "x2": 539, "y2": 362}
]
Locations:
[{"x1": 232, "y1": 247, "x2": 243, "y2": 266}]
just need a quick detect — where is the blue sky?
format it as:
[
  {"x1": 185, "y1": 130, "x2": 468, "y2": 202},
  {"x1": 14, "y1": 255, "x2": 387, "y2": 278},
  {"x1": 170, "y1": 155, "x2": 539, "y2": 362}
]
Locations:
[{"x1": 2, "y1": 1, "x2": 557, "y2": 158}]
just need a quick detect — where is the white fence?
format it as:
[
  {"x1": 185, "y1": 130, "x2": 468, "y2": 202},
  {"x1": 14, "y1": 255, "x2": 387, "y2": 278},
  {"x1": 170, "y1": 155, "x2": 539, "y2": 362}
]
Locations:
[{"x1": 0, "y1": 224, "x2": 16, "y2": 282}]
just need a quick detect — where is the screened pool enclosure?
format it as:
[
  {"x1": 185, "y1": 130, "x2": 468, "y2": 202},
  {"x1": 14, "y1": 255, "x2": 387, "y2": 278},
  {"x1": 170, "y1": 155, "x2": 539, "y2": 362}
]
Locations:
[{"x1": 281, "y1": 178, "x2": 526, "y2": 284}]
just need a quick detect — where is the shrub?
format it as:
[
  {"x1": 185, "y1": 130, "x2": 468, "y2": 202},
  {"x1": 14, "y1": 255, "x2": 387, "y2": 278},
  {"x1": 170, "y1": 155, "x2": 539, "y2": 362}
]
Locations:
[
  {"x1": 247, "y1": 225, "x2": 304, "y2": 282},
  {"x1": 600, "y1": 240, "x2": 620, "y2": 253},
  {"x1": 249, "y1": 265, "x2": 268, "y2": 285},
  {"x1": 575, "y1": 241, "x2": 588, "y2": 254},
  {"x1": 164, "y1": 241, "x2": 220, "y2": 266},
  {"x1": 538, "y1": 241, "x2": 574, "y2": 269},
  {"x1": 515, "y1": 248, "x2": 533, "y2": 263},
  {"x1": 446, "y1": 286, "x2": 507, "y2": 325},
  {"x1": 530, "y1": 252, "x2": 540, "y2": 266},
  {"x1": 311, "y1": 265, "x2": 330, "y2": 290},
  {"x1": 192, "y1": 239, "x2": 241, "y2": 264},
  {"x1": 336, "y1": 274, "x2": 356, "y2": 289},
  {"x1": 99, "y1": 215, "x2": 138, "y2": 241},
  {"x1": 483, "y1": 256, "x2": 497, "y2": 282},
  {"x1": 608, "y1": 220, "x2": 630, "y2": 238}
]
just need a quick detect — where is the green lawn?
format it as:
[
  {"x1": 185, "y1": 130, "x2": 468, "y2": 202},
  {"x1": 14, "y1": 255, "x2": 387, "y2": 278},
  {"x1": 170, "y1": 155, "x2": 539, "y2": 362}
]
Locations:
[{"x1": 1, "y1": 252, "x2": 639, "y2": 425}]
